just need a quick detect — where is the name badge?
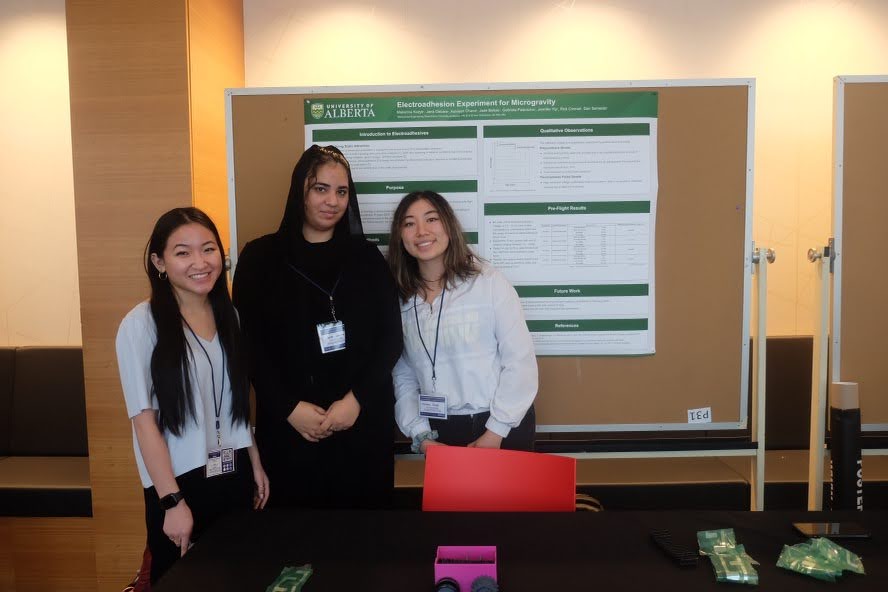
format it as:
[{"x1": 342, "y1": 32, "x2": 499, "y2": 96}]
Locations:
[
  {"x1": 206, "y1": 447, "x2": 235, "y2": 478},
  {"x1": 419, "y1": 393, "x2": 448, "y2": 419},
  {"x1": 317, "y1": 321, "x2": 346, "y2": 354}
]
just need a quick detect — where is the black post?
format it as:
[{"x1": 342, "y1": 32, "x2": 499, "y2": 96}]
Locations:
[{"x1": 828, "y1": 382, "x2": 863, "y2": 511}]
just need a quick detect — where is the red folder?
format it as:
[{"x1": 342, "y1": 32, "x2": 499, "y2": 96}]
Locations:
[{"x1": 422, "y1": 446, "x2": 577, "y2": 512}]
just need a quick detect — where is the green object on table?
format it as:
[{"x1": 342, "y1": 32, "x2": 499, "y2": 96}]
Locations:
[
  {"x1": 707, "y1": 551, "x2": 760, "y2": 585},
  {"x1": 698, "y1": 528, "x2": 738, "y2": 556},
  {"x1": 777, "y1": 538, "x2": 865, "y2": 581},
  {"x1": 697, "y1": 528, "x2": 759, "y2": 585},
  {"x1": 810, "y1": 537, "x2": 865, "y2": 575},
  {"x1": 777, "y1": 544, "x2": 837, "y2": 582},
  {"x1": 265, "y1": 564, "x2": 313, "y2": 592}
]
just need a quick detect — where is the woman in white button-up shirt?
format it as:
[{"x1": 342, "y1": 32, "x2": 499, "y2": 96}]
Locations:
[{"x1": 388, "y1": 191, "x2": 538, "y2": 454}]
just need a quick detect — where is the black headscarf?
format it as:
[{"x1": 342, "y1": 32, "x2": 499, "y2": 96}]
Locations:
[{"x1": 278, "y1": 144, "x2": 364, "y2": 239}]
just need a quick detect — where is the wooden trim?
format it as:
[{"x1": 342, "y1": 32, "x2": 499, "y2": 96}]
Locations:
[
  {"x1": 0, "y1": 517, "x2": 97, "y2": 591},
  {"x1": 188, "y1": 0, "x2": 245, "y2": 252},
  {"x1": 67, "y1": 0, "x2": 192, "y2": 587}
]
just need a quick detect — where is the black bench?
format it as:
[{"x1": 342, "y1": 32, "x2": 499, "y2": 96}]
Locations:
[{"x1": 0, "y1": 346, "x2": 92, "y2": 517}]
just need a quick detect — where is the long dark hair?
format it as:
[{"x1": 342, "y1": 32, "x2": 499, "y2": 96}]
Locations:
[
  {"x1": 144, "y1": 207, "x2": 250, "y2": 435},
  {"x1": 387, "y1": 190, "x2": 480, "y2": 300}
]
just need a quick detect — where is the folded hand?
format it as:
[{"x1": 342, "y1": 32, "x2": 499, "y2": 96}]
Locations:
[
  {"x1": 319, "y1": 391, "x2": 361, "y2": 433},
  {"x1": 287, "y1": 401, "x2": 329, "y2": 442}
]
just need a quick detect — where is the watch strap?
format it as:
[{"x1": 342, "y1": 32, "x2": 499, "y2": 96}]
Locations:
[{"x1": 159, "y1": 490, "x2": 184, "y2": 511}]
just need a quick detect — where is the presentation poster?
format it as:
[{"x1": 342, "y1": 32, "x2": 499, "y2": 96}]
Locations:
[{"x1": 304, "y1": 92, "x2": 658, "y2": 355}]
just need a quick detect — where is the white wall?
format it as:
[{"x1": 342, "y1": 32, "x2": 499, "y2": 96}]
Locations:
[
  {"x1": 244, "y1": 0, "x2": 888, "y2": 336},
  {"x1": 1, "y1": 0, "x2": 885, "y2": 343},
  {"x1": 0, "y1": 0, "x2": 80, "y2": 345}
]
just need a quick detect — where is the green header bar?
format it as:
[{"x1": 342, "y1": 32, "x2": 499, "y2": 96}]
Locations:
[
  {"x1": 365, "y1": 232, "x2": 478, "y2": 246},
  {"x1": 304, "y1": 92, "x2": 657, "y2": 124},
  {"x1": 526, "y1": 319, "x2": 648, "y2": 332},
  {"x1": 354, "y1": 180, "x2": 477, "y2": 194},
  {"x1": 484, "y1": 123, "x2": 649, "y2": 138},
  {"x1": 313, "y1": 126, "x2": 475, "y2": 141},
  {"x1": 365, "y1": 234, "x2": 390, "y2": 246},
  {"x1": 516, "y1": 284, "x2": 649, "y2": 298},
  {"x1": 484, "y1": 201, "x2": 650, "y2": 215}
]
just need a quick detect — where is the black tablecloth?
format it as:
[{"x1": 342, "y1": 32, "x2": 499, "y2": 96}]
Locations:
[{"x1": 155, "y1": 509, "x2": 887, "y2": 590}]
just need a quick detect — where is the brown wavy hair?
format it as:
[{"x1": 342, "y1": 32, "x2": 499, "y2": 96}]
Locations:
[{"x1": 387, "y1": 190, "x2": 479, "y2": 300}]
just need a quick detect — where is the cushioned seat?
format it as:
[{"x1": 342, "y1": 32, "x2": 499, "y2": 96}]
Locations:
[
  {"x1": 0, "y1": 347, "x2": 14, "y2": 455},
  {"x1": 0, "y1": 456, "x2": 92, "y2": 516},
  {"x1": 0, "y1": 347, "x2": 92, "y2": 517},
  {"x1": 9, "y1": 346, "x2": 88, "y2": 456}
]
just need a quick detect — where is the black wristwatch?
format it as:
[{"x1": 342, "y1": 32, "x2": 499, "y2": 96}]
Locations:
[{"x1": 159, "y1": 490, "x2": 185, "y2": 511}]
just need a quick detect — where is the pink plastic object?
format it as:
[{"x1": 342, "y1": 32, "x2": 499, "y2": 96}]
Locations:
[{"x1": 435, "y1": 546, "x2": 497, "y2": 590}]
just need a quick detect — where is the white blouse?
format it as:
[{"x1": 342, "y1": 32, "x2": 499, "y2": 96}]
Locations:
[{"x1": 116, "y1": 302, "x2": 252, "y2": 488}]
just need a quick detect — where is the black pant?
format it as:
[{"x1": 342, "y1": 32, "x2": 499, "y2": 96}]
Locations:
[
  {"x1": 430, "y1": 405, "x2": 536, "y2": 451},
  {"x1": 144, "y1": 448, "x2": 253, "y2": 584}
]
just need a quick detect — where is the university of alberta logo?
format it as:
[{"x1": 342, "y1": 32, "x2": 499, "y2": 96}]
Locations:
[{"x1": 310, "y1": 102, "x2": 324, "y2": 119}]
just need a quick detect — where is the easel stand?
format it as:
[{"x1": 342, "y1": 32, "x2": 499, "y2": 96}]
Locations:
[{"x1": 750, "y1": 245, "x2": 774, "y2": 510}]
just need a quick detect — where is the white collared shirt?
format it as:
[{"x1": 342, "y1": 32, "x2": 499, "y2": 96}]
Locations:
[{"x1": 393, "y1": 263, "x2": 538, "y2": 439}]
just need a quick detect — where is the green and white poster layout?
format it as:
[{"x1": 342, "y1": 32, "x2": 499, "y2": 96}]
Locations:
[{"x1": 304, "y1": 92, "x2": 658, "y2": 355}]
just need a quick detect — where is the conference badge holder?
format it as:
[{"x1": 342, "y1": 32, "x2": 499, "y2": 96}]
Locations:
[
  {"x1": 184, "y1": 321, "x2": 235, "y2": 479},
  {"x1": 420, "y1": 392, "x2": 448, "y2": 419},
  {"x1": 415, "y1": 287, "x2": 447, "y2": 419},
  {"x1": 206, "y1": 446, "x2": 235, "y2": 478},
  {"x1": 206, "y1": 417, "x2": 235, "y2": 478},
  {"x1": 206, "y1": 396, "x2": 234, "y2": 479},
  {"x1": 317, "y1": 320, "x2": 346, "y2": 354},
  {"x1": 285, "y1": 263, "x2": 346, "y2": 355}
]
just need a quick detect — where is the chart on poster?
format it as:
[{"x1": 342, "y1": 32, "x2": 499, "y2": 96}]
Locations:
[{"x1": 304, "y1": 92, "x2": 658, "y2": 355}]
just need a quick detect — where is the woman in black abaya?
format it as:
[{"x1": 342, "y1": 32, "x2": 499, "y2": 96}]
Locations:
[{"x1": 233, "y1": 145, "x2": 402, "y2": 508}]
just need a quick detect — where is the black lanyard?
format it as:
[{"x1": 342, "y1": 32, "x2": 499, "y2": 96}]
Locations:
[
  {"x1": 287, "y1": 263, "x2": 341, "y2": 322},
  {"x1": 414, "y1": 287, "x2": 445, "y2": 392},
  {"x1": 184, "y1": 321, "x2": 225, "y2": 447}
]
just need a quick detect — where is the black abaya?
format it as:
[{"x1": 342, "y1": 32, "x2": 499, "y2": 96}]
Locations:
[{"x1": 233, "y1": 231, "x2": 402, "y2": 509}]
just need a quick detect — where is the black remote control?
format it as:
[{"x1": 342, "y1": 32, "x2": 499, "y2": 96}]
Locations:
[{"x1": 650, "y1": 529, "x2": 699, "y2": 568}]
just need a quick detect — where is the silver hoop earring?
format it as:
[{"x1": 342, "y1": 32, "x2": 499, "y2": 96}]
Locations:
[{"x1": 158, "y1": 270, "x2": 167, "y2": 280}]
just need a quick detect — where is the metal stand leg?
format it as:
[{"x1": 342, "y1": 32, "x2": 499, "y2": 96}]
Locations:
[
  {"x1": 750, "y1": 247, "x2": 773, "y2": 510},
  {"x1": 807, "y1": 247, "x2": 831, "y2": 510}
]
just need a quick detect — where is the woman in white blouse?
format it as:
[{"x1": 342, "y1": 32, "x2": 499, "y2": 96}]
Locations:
[
  {"x1": 116, "y1": 207, "x2": 268, "y2": 583},
  {"x1": 388, "y1": 191, "x2": 538, "y2": 454}
]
